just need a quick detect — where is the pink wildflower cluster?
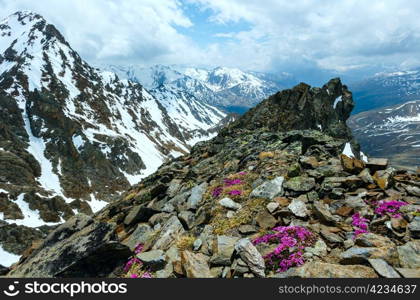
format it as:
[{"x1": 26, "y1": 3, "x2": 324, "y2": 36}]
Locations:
[
  {"x1": 351, "y1": 213, "x2": 369, "y2": 237},
  {"x1": 124, "y1": 257, "x2": 141, "y2": 273},
  {"x1": 211, "y1": 172, "x2": 247, "y2": 198},
  {"x1": 130, "y1": 272, "x2": 152, "y2": 279},
  {"x1": 124, "y1": 243, "x2": 153, "y2": 278},
  {"x1": 375, "y1": 200, "x2": 408, "y2": 218},
  {"x1": 253, "y1": 226, "x2": 315, "y2": 272}
]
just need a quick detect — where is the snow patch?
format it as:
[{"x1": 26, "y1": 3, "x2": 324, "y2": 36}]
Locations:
[
  {"x1": 0, "y1": 244, "x2": 20, "y2": 268},
  {"x1": 333, "y1": 96, "x2": 342, "y2": 109},
  {"x1": 342, "y1": 142, "x2": 355, "y2": 158}
]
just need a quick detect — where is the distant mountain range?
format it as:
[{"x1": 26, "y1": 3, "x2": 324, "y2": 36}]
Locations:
[
  {"x1": 350, "y1": 69, "x2": 420, "y2": 114},
  {"x1": 104, "y1": 64, "x2": 296, "y2": 113},
  {"x1": 348, "y1": 100, "x2": 420, "y2": 169}
]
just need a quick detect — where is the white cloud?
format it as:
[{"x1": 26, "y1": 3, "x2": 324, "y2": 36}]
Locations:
[
  {"x1": 1, "y1": 0, "x2": 420, "y2": 80},
  {"x1": 0, "y1": 0, "x2": 203, "y2": 65},
  {"x1": 189, "y1": 0, "x2": 420, "y2": 76}
]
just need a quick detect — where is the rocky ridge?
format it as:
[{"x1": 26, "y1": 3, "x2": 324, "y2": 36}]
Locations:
[{"x1": 5, "y1": 79, "x2": 420, "y2": 278}]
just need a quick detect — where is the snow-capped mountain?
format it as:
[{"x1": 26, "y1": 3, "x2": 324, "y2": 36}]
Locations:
[
  {"x1": 0, "y1": 11, "x2": 226, "y2": 264},
  {"x1": 105, "y1": 64, "x2": 295, "y2": 112},
  {"x1": 350, "y1": 68, "x2": 420, "y2": 114},
  {"x1": 348, "y1": 100, "x2": 420, "y2": 169}
]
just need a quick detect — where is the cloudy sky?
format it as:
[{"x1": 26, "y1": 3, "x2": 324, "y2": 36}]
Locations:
[{"x1": 1, "y1": 0, "x2": 420, "y2": 84}]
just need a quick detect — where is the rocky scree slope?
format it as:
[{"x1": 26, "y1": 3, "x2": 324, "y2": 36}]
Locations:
[
  {"x1": 6, "y1": 79, "x2": 420, "y2": 278},
  {"x1": 0, "y1": 11, "x2": 226, "y2": 262}
]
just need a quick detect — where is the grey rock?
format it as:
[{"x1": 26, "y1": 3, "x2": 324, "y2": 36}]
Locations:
[
  {"x1": 235, "y1": 238, "x2": 265, "y2": 278},
  {"x1": 250, "y1": 176, "x2": 284, "y2": 200},
  {"x1": 305, "y1": 239, "x2": 328, "y2": 257},
  {"x1": 123, "y1": 223, "x2": 153, "y2": 251},
  {"x1": 313, "y1": 202, "x2": 338, "y2": 223},
  {"x1": 8, "y1": 218, "x2": 130, "y2": 277},
  {"x1": 167, "y1": 179, "x2": 182, "y2": 198},
  {"x1": 368, "y1": 259, "x2": 401, "y2": 278},
  {"x1": 344, "y1": 195, "x2": 366, "y2": 209},
  {"x1": 288, "y1": 199, "x2": 309, "y2": 217},
  {"x1": 232, "y1": 258, "x2": 250, "y2": 274},
  {"x1": 396, "y1": 268, "x2": 420, "y2": 278},
  {"x1": 193, "y1": 239, "x2": 202, "y2": 251},
  {"x1": 266, "y1": 202, "x2": 280, "y2": 213},
  {"x1": 152, "y1": 216, "x2": 185, "y2": 251},
  {"x1": 283, "y1": 176, "x2": 316, "y2": 192},
  {"x1": 124, "y1": 205, "x2": 156, "y2": 226},
  {"x1": 238, "y1": 225, "x2": 258, "y2": 235},
  {"x1": 359, "y1": 168, "x2": 374, "y2": 184},
  {"x1": 187, "y1": 182, "x2": 208, "y2": 210},
  {"x1": 178, "y1": 210, "x2": 195, "y2": 229},
  {"x1": 408, "y1": 216, "x2": 420, "y2": 237},
  {"x1": 397, "y1": 241, "x2": 420, "y2": 268},
  {"x1": 137, "y1": 250, "x2": 166, "y2": 271},
  {"x1": 219, "y1": 198, "x2": 242, "y2": 210},
  {"x1": 320, "y1": 230, "x2": 343, "y2": 244}
]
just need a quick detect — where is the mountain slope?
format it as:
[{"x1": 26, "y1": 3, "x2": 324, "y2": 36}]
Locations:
[
  {"x1": 348, "y1": 100, "x2": 420, "y2": 169},
  {"x1": 0, "y1": 11, "x2": 225, "y2": 264},
  {"x1": 350, "y1": 69, "x2": 420, "y2": 114},
  {"x1": 105, "y1": 64, "x2": 295, "y2": 112},
  {"x1": 9, "y1": 78, "x2": 418, "y2": 279}
]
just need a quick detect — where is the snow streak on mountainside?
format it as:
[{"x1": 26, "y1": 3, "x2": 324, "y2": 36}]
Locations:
[
  {"x1": 348, "y1": 100, "x2": 420, "y2": 169},
  {"x1": 105, "y1": 64, "x2": 295, "y2": 111},
  {"x1": 351, "y1": 68, "x2": 420, "y2": 114},
  {"x1": 0, "y1": 11, "x2": 227, "y2": 264}
]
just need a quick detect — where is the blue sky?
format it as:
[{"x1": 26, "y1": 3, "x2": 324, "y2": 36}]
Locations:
[{"x1": 1, "y1": 0, "x2": 420, "y2": 85}]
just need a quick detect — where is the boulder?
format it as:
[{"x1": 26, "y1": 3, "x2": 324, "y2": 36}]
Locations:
[
  {"x1": 136, "y1": 250, "x2": 166, "y2": 271},
  {"x1": 124, "y1": 205, "x2": 156, "y2": 226},
  {"x1": 210, "y1": 236, "x2": 239, "y2": 266},
  {"x1": 283, "y1": 176, "x2": 316, "y2": 193},
  {"x1": 396, "y1": 268, "x2": 420, "y2": 278},
  {"x1": 366, "y1": 158, "x2": 388, "y2": 173},
  {"x1": 7, "y1": 216, "x2": 131, "y2": 277},
  {"x1": 255, "y1": 210, "x2": 277, "y2": 229},
  {"x1": 288, "y1": 199, "x2": 309, "y2": 218},
  {"x1": 152, "y1": 216, "x2": 185, "y2": 251},
  {"x1": 219, "y1": 198, "x2": 242, "y2": 211},
  {"x1": 122, "y1": 223, "x2": 153, "y2": 251},
  {"x1": 368, "y1": 259, "x2": 400, "y2": 278},
  {"x1": 234, "y1": 239, "x2": 265, "y2": 277},
  {"x1": 250, "y1": 176, "x2": 284, "y2": 200},
  {"x1": 397, "y1": 241, "x2": 420, "y2": 268},
  {"x1": 186, "y1": 182, "x2": 208, "y2": 210},
  {"x1": 181, "y1": 250, "x2": 212, "y2": 278}
]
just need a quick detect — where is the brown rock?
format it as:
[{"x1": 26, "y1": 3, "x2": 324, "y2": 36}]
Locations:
[
  {"x1": 335, "y1": 206, "x2": 353, "y2": 217},
  {"x1": 275, "y1": 261, "x2": 378, "y2": 278},
  {"x1": 274, "y1": 197, "x2": 290, "y2": 207},
  {"x1": 181, "y1": 251, "x2": 213, "y2": 278},
  {"x1": 255, "y1": 210, "x2": 277, "y2": 229},
  {"x1": 340, "y1": 154, "x2": 365, "y2": 174}
]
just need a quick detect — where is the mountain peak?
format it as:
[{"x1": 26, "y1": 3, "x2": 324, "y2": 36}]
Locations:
[{"x1": 226, "y1": 78, "x2": 354, "y2": 141}]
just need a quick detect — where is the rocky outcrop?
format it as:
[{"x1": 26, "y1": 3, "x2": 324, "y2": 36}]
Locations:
[{"x1": 7, "y1": 79, "x2": 420, "y2": 278}]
